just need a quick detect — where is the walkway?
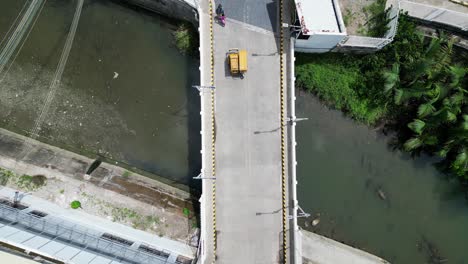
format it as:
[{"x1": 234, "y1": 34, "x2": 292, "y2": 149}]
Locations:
[{"x1": 198, "y1": 0, "x2": 292, "y2": 263}]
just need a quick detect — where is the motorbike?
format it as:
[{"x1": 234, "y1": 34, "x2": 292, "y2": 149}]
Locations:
[
  {"x1": 216, "y1": 4, "x2": 226, "y2": 27},
  {"x1": 217, "y1": 15, "x2": 226, "y2": 27}
]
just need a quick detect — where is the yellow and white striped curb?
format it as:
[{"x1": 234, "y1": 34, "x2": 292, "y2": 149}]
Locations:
[
  {"x1": 279, "y1": 0, "x2": 287, "y2": 263},
  {"x1": 208, "y1": 1, "x2": 217, "y2": 263}
]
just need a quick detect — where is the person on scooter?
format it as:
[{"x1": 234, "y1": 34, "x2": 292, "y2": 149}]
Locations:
[
  {"x1": 216, "y1": 4, "x2": 224, "y2": 17},
  {"x1": 216, "y1": 4, "x2": 226, "y2": 26}
]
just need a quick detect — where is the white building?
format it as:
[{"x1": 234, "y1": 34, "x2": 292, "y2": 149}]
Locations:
[
  {"x1": 293, "y1": 0, "x2": 347, "y2": 53},
  {"x1": 293, "y1": 0, "x2": 400, "y2": 53}
]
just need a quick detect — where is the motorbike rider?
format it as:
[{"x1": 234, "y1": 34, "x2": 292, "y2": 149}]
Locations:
[{"x1": 216, "y1": 4, "x2": 225, "y2": 17}]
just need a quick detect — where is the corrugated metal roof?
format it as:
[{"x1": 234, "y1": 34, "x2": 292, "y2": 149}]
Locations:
[{"x1": 295, "y1": 0, "x2": 341, "y2": 34}]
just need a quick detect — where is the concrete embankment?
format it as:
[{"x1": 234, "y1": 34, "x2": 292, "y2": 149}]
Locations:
[
  {"x1": 121, "y1": 0, "x2": 198, "y2": 24},
  {"x1": 0, "y1": 127, "x2": 194, "y2": 212},
  {"x1": 301, "y1": 230, "x2": 390, "y2": 264}
]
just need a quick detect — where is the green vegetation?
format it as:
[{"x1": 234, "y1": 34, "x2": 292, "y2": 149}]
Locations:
[
  {"x1": 363, "y1": 0, "x2": 391, "y2": 37},
  {"x1": 0, "y1": 168, "x2": 47, "y2": 191},
  {"x1": 122, "y1": 170, "x2": 132, "y2": 178},
  {"x1": 0, "y1": 169, "x2": 13, "y2": 185},
  {"x1": 343, "y1": 9, "x2": 355, "y2": 27},
  {"x1": 17, "y1": 174, "x2": 47, "y2": 191},
  {"x1": 70, "y1": 200, "x2": 82, "y2": 209},
  {"x1": 296, "y1": 14, "x2": 468, "y2": 179},
  {"x1": 183, "y1": 207, "x2": 190, "y2": 217},
  {"x1": 173, "y1": 23, "x2": 198, "y2": 55},
  {"x1": 296, "y1": 54, "x2": 386, "y2": 124}
]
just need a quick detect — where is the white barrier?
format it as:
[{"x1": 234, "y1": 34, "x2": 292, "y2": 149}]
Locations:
[
  {"x1": 400, "y1": 0, "x2": 468, "y2": 31},
  {"x1": 289, "y1": 37, "x2": 300, "y2": 264},
  {"x1": 196, "y1": 3, "x2": 208, "y2": 263}
]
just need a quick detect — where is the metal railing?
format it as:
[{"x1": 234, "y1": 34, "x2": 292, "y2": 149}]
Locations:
[{"x1": 0, "y1": 203, "x2": 175, "y2": 264}]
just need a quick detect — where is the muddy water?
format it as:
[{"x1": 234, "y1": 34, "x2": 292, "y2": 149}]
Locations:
[
  {"x1": 0, "y1": 0, "x2": 200, "y2": 185},
  {"x1": 296, "y1": 91, "x2": 468, "y2": 264}
]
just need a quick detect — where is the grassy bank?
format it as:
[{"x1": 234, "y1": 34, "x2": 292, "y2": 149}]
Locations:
[{"x1": 296, "y1": 14, "x2": 468, "y2": 179}]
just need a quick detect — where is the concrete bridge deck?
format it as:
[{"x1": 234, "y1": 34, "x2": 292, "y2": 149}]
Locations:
[{"x1": 197, "y1": 0, "x2": 294, "y2": 263}]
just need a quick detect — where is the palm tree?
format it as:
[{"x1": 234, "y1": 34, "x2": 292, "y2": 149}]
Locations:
[{"x1": 384, "y1": 32, "x2": 467, "y2": 178}]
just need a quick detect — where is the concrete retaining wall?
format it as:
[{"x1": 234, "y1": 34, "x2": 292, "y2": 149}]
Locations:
[
  {"x1": 301, "y1": 230, "x2": 390, "y2": 264},
  {"x1": 120, "y1": 0, "x2": 198, "y2": 24}
]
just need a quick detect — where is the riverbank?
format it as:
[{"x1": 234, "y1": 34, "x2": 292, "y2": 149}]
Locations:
[
  {"x1": 0, "y1": 127, "x2": 198, "y2": 243},
  {"x1": 120, "y1": 0, "x2": 197, "y2": 24},
  {"x1": 295, "y1": 92, "x2": 468, "y2": 263},
  {"x1": 0, "y1": 0, "x2": 201, "y2": 186},
  {"x1": 296, "y1": 14, "x2": 468, "y2": 180}
]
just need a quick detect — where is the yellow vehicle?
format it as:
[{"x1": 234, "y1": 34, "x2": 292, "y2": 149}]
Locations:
[{"x1": 227, "y1": 48, "x2": 247, "y2": 79}]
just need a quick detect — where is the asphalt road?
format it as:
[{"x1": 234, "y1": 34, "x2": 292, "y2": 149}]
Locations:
[{"x1": 214, "y1": 0, "x2": 278, "y2": 32}]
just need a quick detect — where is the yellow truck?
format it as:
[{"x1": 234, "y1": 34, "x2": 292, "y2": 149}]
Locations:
[{"x1": 227, "y1": 48, "x2": 247, "y2": 79}]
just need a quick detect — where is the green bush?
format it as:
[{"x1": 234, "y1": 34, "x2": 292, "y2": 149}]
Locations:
[
  {"x1": 296, "y1": 14, "x2": 468, "y2": 179},
  {"x1": 183, "y1": 207, "x2": 190, "y2": 217},
  {"x1": 173, "y1": 23, "x2": 198, "y2": 55},
  {"x1": 17, "y1": 174, "x2": 47, "y2": 191},
  {"x1": 363, "y1": 0, "x2": 391, "y2": 37},
  {"x1": 70, "y1": 200, "x2": 81, "y2": 209},
  {"x1": 296, "y1": 54, "x2": 386, "y2": 124}
]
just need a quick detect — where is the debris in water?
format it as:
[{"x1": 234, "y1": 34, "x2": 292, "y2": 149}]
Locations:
[
  {"x1": 420, "y1": 235, "x2": 447, "y2": 264},
  {"x1": 312, "y1": 218, "x2": 320, "y2": 226},
  {"x1": 377, "y1": 189, "x2": 386, "y2": 200},
  {"x1": 79, "y1": 123, "x2": 82, "y2": 127},
  {"x1": 113, "y1": 72, "x2": 119, "y2": 79}
]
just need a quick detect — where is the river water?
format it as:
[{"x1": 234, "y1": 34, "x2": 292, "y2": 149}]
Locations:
[
  {"x1": 0, "y1": 0, "x2": 200, "y2": 186},
  {"x1": 296, "y1": 91, "x2": 468, "y2": 264},
  {"x1": 1, "y1": 1, "x2": 468, "y2": 263}
]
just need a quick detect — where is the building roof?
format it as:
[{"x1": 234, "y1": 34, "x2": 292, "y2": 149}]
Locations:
[{"x1": 294, "y1": 0, "x2": 342, "y2": 34}]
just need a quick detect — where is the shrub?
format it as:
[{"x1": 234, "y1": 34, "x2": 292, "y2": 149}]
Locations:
[
  {"x1": 296, "y1": 54, "x2": 386, "y2": 124},
  {"x1": 70, "y1": 200, "x2": 81, "y2": 209},
  {"x1": 17, "y1": 175, "x2": 47, "y2": 191},
  {"x1": 173, "y1": 23, "x2": 198, "y2": 55}
]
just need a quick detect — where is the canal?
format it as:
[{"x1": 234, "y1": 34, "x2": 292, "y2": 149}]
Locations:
[
  {"x1": 296, "y1": 91, "x2": 468, "y2": 264},
  {"x1": 1, "y1": 1, "x2": 468, "y2": 263},
  {"x1": 0, "y1": 0, "x2": 200, "y2": 185}
]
